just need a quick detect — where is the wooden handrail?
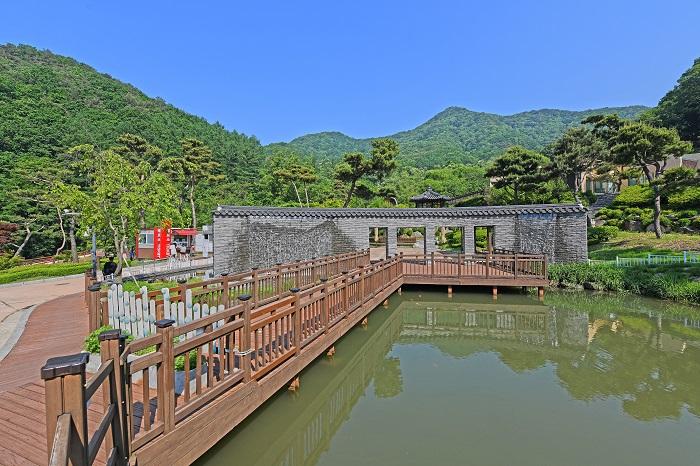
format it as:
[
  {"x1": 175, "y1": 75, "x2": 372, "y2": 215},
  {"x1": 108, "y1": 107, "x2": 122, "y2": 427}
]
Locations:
[
  {"x1": 48, "y1": 250, "x2": 546, "y2": 465},
  {"x1": 49, "y1": 413, "x2": 71, "y2": 466}
]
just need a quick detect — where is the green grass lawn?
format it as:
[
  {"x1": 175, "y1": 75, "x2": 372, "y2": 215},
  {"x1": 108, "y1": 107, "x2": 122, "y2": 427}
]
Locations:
[
  {"x1": 589, "y1": 231, "x2": 700, "y2": 260},
  {"x1": 0, "y1": 261, "x2": 92, "y2": 285}
]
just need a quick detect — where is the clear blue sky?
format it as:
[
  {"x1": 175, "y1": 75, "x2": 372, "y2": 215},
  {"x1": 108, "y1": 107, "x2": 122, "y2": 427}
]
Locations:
[{"x1": 2, "y1": 0, "x2": 699, "y2": 143}]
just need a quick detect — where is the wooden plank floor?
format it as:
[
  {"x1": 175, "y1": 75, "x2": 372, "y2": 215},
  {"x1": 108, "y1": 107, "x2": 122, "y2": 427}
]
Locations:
[
  {"x1": 0, "y1": 379, "x2": 156, "y2": 466},
  {"x1": 0, "y1": 292, "x2": 89, "y2": 392}
]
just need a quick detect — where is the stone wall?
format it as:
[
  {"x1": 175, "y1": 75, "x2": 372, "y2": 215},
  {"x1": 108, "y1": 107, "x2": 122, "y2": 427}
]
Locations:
[{"x1": 213, "y1": 205, "x2": 588, "y2": 273}]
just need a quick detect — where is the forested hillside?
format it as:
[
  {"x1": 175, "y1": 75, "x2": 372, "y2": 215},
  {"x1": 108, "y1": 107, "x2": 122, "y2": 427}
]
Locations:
[
  {"x1": 274, "y1": 105, "x2": 647, "y2": 167},
  {"x1": 0, "y1": 44, "x2": 264, "y2": 180}
]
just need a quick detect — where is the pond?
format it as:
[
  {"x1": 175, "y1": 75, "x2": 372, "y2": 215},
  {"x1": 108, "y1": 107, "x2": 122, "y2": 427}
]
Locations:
[{"x1": 196, "y1": 288, "x2": 700, "y2": 466}]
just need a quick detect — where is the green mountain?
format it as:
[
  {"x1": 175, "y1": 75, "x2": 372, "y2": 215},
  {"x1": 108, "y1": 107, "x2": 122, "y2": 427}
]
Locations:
[
  {"x1": 275, "y1": 105, "x2": 648, "y2": 167},
  {"x1": 0, "y1": 44, "x2": 263, "y2": 180}
]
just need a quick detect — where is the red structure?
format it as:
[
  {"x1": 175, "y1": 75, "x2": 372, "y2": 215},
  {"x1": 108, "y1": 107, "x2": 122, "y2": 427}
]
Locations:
[{"x1": 136, "y1": 227, "x2": 198, "y2": 259}]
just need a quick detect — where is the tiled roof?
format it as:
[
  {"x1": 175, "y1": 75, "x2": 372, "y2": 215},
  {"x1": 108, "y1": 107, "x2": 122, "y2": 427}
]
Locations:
[
  {"x1": 214, "y1": 204, "x2": 587, "y2": 218},
  {"x1": 410, "y1": 186, "x2": 451, "y2": 202}
]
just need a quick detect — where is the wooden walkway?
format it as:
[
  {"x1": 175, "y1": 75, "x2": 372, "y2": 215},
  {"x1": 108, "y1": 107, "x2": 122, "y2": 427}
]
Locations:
[
  {"x1": 0, "y1": 250, "x2": 548, "y2": 466},
  {"x1": 0, "y1": 292, "x2": 88, "y2": 392}
]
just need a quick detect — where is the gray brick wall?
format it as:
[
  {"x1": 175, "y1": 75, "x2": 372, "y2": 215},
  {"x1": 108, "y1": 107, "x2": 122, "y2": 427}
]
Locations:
[{"x1": 214, "y1": 208, "x2": 588, "y2": 274}]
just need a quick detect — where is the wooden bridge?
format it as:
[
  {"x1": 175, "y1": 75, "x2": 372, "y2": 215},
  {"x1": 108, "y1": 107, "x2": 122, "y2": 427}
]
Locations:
[{"x1": 14, "y1": 249, "x2": 547, "y2": 465}]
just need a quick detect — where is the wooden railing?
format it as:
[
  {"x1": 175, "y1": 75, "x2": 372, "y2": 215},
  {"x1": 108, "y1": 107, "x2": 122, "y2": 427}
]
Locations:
[
  {"x1": 86, "y1": 250, "x2": 371, "y2": 335},
  {"x1": 400, "y1": 251, "x2": 547, "y2": 280},
  {"x1": 42, "y1": 331, "x2": 128, "y2": 466},
  {"x1": 50, "y1": 249, "x2": 545, "y2": 465}
]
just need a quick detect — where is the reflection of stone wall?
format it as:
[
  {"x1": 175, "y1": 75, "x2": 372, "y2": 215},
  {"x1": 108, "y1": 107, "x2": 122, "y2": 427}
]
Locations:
[
  {"x1": 214, "y1": 205, "x2": 588, "y2": 273},
  {"x1": 556, "y1": 309, "x2": 589, "y2": 347}
]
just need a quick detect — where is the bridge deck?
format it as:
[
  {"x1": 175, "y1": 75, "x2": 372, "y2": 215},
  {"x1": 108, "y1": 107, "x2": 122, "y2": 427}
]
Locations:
[{"x1": 3, "y1": 250, "x2": 548, "y2": 466}]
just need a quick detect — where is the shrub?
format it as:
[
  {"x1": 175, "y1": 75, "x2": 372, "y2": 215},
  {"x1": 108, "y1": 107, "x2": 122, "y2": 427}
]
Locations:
[
  {"x1": 0, "y1": 261, "x2": 91, "y2": 284},
  {"x1": 614, "y1": 185, "x2": 653, "y2": 207},
  {"x1": 84, "y1": 326, "x2": 133, "y2": 353},
  {"x1": 668, "y1": 186, "x2": 700, "y2": 209},
  {"x1": 587, "y1": 226, "x2": 619, "y2": 245},
  {"x1": 174, "y1": 350, "x2": 202, "y2": 371},
  {"x1": 0, "y1": 254, "x2": 21, "y2": 271}
]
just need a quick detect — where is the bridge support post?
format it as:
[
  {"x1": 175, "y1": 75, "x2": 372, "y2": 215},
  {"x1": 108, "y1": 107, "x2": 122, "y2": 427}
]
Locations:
[
  {"x1": 538, "y1": 286, "x2": 545, "y2": 300},
  {"x1": 492, "y1": 286, "x2": 498, "y2": 299},
  {"x1": 447, "y1": 286, "x2": 453, "y2": 297}
]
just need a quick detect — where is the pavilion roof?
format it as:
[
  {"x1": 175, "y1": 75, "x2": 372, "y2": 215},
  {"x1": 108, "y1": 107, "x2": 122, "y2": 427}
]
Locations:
[{"x1": 410, "y1": 187, "x2": 451, "y2": 202}]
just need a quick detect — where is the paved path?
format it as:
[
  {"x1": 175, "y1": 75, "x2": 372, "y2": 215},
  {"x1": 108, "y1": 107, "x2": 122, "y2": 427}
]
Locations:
[
  {"x1": 0, "y1": 292, "x2": 88, "y2": 392},
  {"x1": 0, "y1": 275, "x2": 85, "y2": 360}
]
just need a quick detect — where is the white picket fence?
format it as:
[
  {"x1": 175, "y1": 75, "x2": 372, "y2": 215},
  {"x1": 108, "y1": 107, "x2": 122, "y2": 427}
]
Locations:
[
  {"x1": 106, "y1": 283, "x2": 224, "y2": 338},
  {"x1": 589, "y1": 251, "x2": 700, "y2": 267}
]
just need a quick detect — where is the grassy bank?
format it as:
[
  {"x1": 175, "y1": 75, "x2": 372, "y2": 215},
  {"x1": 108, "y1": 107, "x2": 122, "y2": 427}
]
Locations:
[
  {"x1": 589, "y1": 231, "x2": 700, "y2": 260},
  {"x1": 549, "y1": 262, "x2": 700, "y2": 305}
]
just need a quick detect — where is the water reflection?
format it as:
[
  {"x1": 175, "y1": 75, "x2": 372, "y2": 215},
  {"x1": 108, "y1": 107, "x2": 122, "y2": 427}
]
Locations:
[{"x1": 198, "y1": 290, "x2": 700, "y2": 466}]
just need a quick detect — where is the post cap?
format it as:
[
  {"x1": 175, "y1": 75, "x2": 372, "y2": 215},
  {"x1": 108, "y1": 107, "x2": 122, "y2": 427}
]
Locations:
[
  {"x1": 289, "y1": 287, "x2": 300, "y2": 293},
  {"x1": 177, "y1": 278, "x2": 187, "y2": 284},
  {"x1": 251, "y1": 267, "x2": 258, "y2": 270},
  {"x1": 238, "y1": 294, "x2": 252, "y2": 301},
  {"x1": 320, "y1": 277, "x2": 328, "y2": 282},
  {"x1": 155, "y1": 319, "x2": 176, "y2": 328},
  {"x1": 276, "y1": 262, "x2": 283, "y2": 266},
  {"x1": 41, "y1": 353, "x2": 90, "y2": 380},
  {"x1": 87, "y1": 283, "x2": 101, "y2": 292},
  {"x1": 220, "y1": 272, "x2": 229, "y2": 276},
  {"x1": 98, "y1": 329, "x2": 126, "y2": 341},
  {"x1": 341, "y1": 270, "x2": 349, "y2": 274}
]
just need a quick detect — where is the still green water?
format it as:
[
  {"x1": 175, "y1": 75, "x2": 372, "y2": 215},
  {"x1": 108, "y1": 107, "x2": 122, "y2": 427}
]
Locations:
[{"x1": 197, "y1": 289, "x2": 700, "y2": 466}]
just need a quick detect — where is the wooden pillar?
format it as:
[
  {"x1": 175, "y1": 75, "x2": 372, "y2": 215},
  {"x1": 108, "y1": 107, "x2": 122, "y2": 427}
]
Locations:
[
  {"x1": 87, "y1": 284, "x2": 102, "y2": 331},
  {"x1": 492, "y1": 286, "x2": 498, "y2": 299},
  {"x1": 276, "y1": 263, "x2": 283, "y2": 299},
  {"x1": 290, "y1": 288, "x2": 301, "y2": 355},
  {"x1": 342, "y1": 271, "x2": 349, "y2": 318},
  {"x1": 251, "y1": 268, "x2": 258, "y2": 306},
  {"x1": 320, "y1": 277, "x2": 329, "y2": 333},
  {"x1": 238, "y1": 295, "x2": 253, "y2": 381},
  {"x1": 447, "y1": 286, "x2": 453, "y2": 297},
  {"x1": 358, "y1": 265, "x2": 365, "y2": 305},
  {"x1": 221, "y1": 273, "x2": 230, "y2": 308},
  {"x1": 42, "y1": 352, "x2": 90, "y2": 466},
  {"x1": 99, "y1": 330, "x2": 128, "y2": 463},
  {"x1": 430, "y1": 251, "x2": 435, "y2": 276},
  {"x1": 155, "y1": 319, "x2": 175, "y2": 434},
  {"x1": 538, "y1": 286, "x2": 545, "y2": 300}
]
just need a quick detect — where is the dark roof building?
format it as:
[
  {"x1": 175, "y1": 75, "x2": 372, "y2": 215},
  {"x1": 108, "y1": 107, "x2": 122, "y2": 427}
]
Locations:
[{"x1": 410, "y1": 187, "x2": 451, "y2": 208}]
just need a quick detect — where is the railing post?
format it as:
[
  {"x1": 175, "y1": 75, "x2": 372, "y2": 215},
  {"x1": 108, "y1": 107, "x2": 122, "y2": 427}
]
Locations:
[
  {"x1": 485, "y1": 253, "x2": 490, "y2": 278},
  {"x1": 251, "y1": 268, "x2": 258, "y2": 306},
  {"x1": 221, "y1": 273, "x2": 230, "y2": 308},
  {"x1": 99, "y1": 330, "x2": 128, "y2": 463},
  {"x1": 431, "y1": 251, "x2": 435, "y2": 277},
  {"x1": 294, "y1": 261, "x2": 301, "y2": 288},
  {"x1": 358, "y1": 265, "x2": 365, "y2": 305},
  {"x1": 238, "y1": 295, "x2": 253, "y2": 381},
  {"x1": 87, "y1": 283, "x2": 102, "y2": 331},
  {"x1": 514, "y1": 253, "x2": 518, "y2": 279},
  {"x1": 320, "y1": 277, "x2": 329, "y2": 332},
  {"x1": 276, "y1": 263, "x2": 283, "y2": 299},
  {"x1": 290, "y1": 288, "x2": 301, "y2": 355},
  {"x1": 342, "y1": 271, "x2": 349, "y2": 318},
  {"x1": 42, "y1": 352, "x2": 90, "y2": 466},
  {"x1": 155, "y1": 319, "x2": 175, "y2": 434}
]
